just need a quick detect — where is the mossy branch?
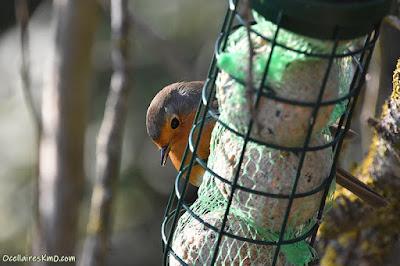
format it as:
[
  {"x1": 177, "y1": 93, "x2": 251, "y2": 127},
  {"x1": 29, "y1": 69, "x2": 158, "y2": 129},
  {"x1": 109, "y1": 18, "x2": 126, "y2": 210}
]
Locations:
[{"x1": 318, "y1": 58, "x2": 400, "y2": 265}]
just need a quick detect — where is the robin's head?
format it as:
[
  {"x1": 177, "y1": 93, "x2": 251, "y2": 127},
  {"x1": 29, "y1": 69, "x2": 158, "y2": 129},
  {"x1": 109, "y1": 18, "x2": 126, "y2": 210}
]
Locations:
[{"x1": 146, "y1": 81, "x2": 205, "y2": 166}]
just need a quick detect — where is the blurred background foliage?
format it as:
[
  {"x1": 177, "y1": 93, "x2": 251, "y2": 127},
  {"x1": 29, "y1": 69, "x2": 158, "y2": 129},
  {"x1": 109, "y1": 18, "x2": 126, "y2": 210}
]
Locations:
[
  {"x1": 0, "y1": 0, "x2": 224, "y2": 265},
  {"x1": 0, "y1": 0, "x2": 398, "y2": 265}
]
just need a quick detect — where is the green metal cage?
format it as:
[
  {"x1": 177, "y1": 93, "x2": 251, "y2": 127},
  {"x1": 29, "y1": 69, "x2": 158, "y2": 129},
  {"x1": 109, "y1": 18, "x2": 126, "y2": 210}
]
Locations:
[{"x1": 162, "y1": 0, "x2": 391, "y2": 265}]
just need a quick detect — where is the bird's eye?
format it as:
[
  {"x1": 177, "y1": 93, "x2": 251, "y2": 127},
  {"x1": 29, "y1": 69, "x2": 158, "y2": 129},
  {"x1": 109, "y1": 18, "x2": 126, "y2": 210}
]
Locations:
[{"x1": 171, "y1": 117, "x2": 180, "y2": 129}]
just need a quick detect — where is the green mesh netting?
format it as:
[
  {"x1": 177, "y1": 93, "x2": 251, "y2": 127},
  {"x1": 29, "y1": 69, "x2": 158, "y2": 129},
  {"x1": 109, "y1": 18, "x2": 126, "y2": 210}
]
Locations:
[
  {"x1": 216, "y1": 12, "x2": 353, "y2": 146},
  {"x1": 170, "y1": 124, "x2": 335, "y2": 265},
  {"x1": 169, "y1": 11, "x2": 353, "y2": 265}
]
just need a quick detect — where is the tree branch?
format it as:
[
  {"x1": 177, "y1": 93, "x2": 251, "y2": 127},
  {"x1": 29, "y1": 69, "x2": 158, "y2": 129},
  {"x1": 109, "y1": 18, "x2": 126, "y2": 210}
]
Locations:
[
  {"x1": 319, "y1": 58, "x2": 400, "y2": 265},
  {"x1": 14, "y1": 0, "x2": 42, "y2": 130},
  {"x1": 14, "y1": 0, "x2": 43, "y2": 259},
  {"x1": 80, "y1": 1, "x2": 132, "y2": 266},
  {"x1": 34, "y1": 0, "x2": 99, "y2": 263}
]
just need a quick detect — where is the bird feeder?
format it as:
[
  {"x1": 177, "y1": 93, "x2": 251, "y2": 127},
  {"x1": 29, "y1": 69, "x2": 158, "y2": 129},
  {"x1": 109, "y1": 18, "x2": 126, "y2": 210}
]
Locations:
[{"x1": 162, "y1": 0, "x2": 391, "y2": 265}]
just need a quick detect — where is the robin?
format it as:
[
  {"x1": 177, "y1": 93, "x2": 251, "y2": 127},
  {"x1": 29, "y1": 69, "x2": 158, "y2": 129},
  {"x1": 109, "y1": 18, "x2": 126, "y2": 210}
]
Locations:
[{"x1": 146, "y1": 81, "x2": 389, "y2": 208}]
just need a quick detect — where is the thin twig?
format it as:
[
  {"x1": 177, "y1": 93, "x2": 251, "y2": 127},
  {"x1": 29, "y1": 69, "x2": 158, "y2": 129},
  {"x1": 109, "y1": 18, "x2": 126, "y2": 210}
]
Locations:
[
  {"x1": 244, "y1": 0, "x2": 254, "y2": 90},
  {"x1": 81, "y1": 1, "x2": 131, "y2": 266},
  {"x1": 98, "y1": 1, "x2": 195, "y2": 79},
  {"x1": 243, "y1": 0, "x2": 258, "y2": 131},
  {"x1": 130, "y1": 9, "x2": 193, "y2": 79},
  {"x1": 14, "y1": 0, "x2": 42, "y2": 130},
  {"x1": 14, "y1": 0, "x2": 43, "y2": 259}
]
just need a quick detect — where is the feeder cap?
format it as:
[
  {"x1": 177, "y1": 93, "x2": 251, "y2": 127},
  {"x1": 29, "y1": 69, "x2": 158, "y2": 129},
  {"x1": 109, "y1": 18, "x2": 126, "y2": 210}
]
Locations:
[{"x1": 252, "y1": 0, "x2": 392, "y2": 39}]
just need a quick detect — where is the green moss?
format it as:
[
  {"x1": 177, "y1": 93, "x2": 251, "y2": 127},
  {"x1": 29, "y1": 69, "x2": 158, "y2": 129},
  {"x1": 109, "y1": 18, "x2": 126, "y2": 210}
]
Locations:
[
  {"x1": 320, "y1": 58, "x2": 400, "y2": 265},
  {"x1": 320, "y1": 245, "x2": 341, "y2": 266},
  {"x1": 389, "y1": 59, "x2": 400, "y2": 101}
]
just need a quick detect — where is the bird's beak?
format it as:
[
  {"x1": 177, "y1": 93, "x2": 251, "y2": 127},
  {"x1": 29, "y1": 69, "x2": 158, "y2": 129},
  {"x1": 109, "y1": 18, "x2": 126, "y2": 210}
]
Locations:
[{"x1": 161, "y1": 143, "x2": 172, "y2": 167}]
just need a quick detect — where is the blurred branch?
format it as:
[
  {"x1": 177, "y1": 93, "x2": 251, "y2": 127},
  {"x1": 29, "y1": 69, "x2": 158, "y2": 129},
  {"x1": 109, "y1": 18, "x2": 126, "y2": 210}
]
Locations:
[
  {"x1": 14, "y1": 0, "x2": 42, "y2": 130},
  {"x1": 130, "y1": 9, "x2": 193, "y2": 79},
  {"x1": 358, "y1": 13, "x2": 400, "y2": 156},
  {"x1": 34, "y1": 0, "x2": 99, "y2": 263},
  {"x1": 80, "y1": 1, "x2": 131, "y2": 266},
  {"x1": 375, "y1": 15, "x2": 400, "y2": 118},
  {"x1": 319, "y1": 58, "x2": 400, "y2": 265},
  {"x1": 14, "y1": 0, "x2": 42, "y2": 259},
  {"x1": 384, "y1": 15, "x2": 400, "y2": 31}
]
